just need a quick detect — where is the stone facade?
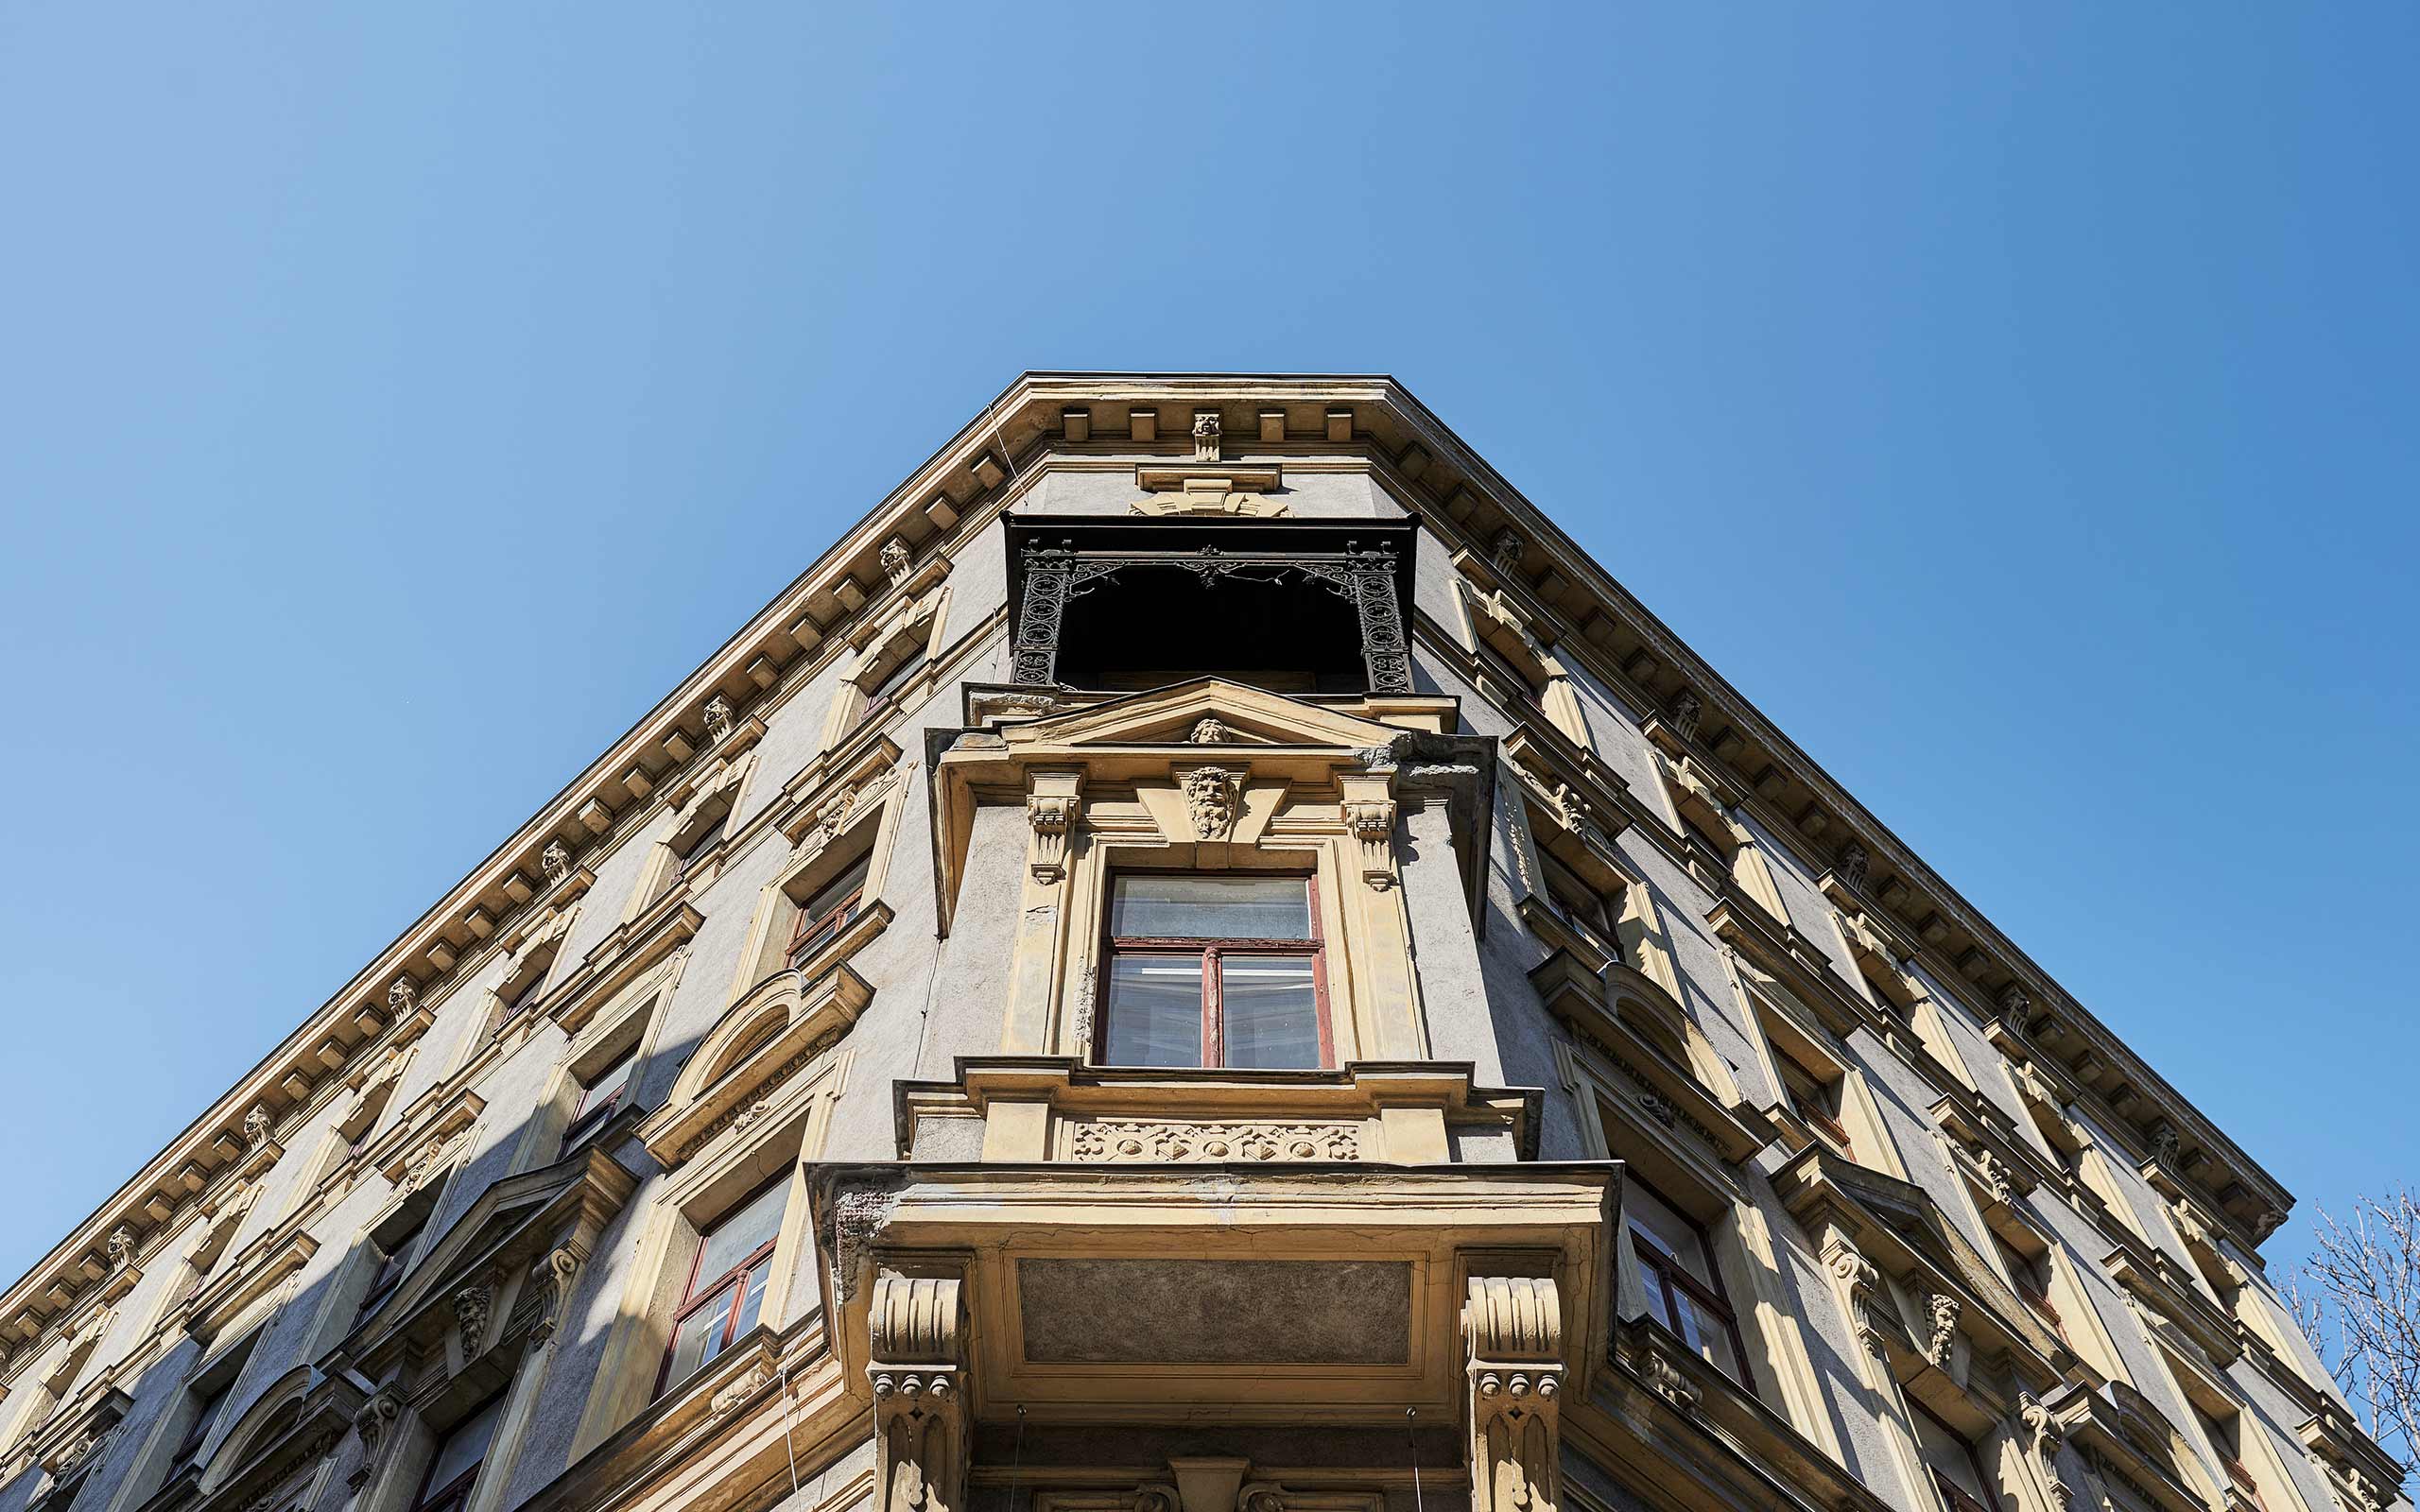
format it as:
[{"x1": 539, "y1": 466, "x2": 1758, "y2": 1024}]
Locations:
[{"x1": 0, "y1": 375, "x2": 2401, "y2": 1512}]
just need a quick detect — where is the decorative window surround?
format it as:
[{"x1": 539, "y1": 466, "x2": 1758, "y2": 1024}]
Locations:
[
  {"x1": 822, "y1": 565, "x2": 951, "y2": 747},
  {"x1": 894, "y1": 1057, "x2": 1535, "y2": 1165},
  {"x1": 344, "y1": 1143, "x2": 632, "y2": 1379},
  {"x1": 186, "y1": 1368, "x2": 366, "y2": 1511},
  {"x1": 2298, "y1": 1402, "x2": 2404, "y2": 1512},
  {"x1": 1737, "y1": 973, "x2": 1898, "y2": 1180},
  {"x1": 721, "y1": 734, "x2": 910, "y2": 1005},
  {"x1": 1547, "y1": 972, "x2": 1769, "y2": 1174},
  {"x1": 544, "y1": 900, "x2": 702, "y2": 1039},
  {"x1": 2103, "y1": 1243, "x2": 2241, "y2": 1372},
  {"x1": 1772, "y1": 1145, "x2": 2068, "y2": 1402},
  {"x1": 640, "y1": 963, "x2": 869, "y2": 1168},
  {"x1": 566, "y1": 1067, "x2": 832, "y2": 1464},
  {"x1": 2040, "y1": 1380, "x2": 2216, "y2": 1512},
  {"x1": 368, "y1": 1087, "x2": 488, "y2": 1199},
  {"x1": 931, "y1": 679, "x2": 1489, "y2": 1067},
  {"x1": 187, "y1": 1230, "x2": 318, "y2": 1344},
  {"x1": 1604, "y1": 1314, "x2": 1878, "y2": 1512},
  {"x1": 1452, "y1": 549, "x2": 1590, "y2": 747}
]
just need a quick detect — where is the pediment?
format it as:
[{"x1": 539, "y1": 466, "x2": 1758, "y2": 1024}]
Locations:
[
  {"x1": 991, "y1": 679, "x2": 1411, "y2": 755},
  {"x1": 353, "y1": 1143, "x2": 633, "y2": 1364}
]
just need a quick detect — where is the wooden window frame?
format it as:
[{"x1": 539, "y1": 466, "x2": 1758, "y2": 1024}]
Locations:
[
  {"x1": 1093, "y1": 872, "x2": 1333, "y2": 1071},
  {"x1": 1625, "y1": 1174, "x2": 1750, "y2": 1386},
  {"x1": 785, "y1": 853, "x2": 872, "y2": 971},
  {"x1": 562, "y1": 1049, "x2": 635, "y2": 1149},
  {"x1": 408, "y1": 1393, "x2": 506, "y2": 1512},
  {"x1": 653, "y1": 1176, "x2": 786, "y2": 1398},
  {"x1": 849, "y1": 641, "x2": 931, "y2": 734},
  {"x1": 1775, "y1": 1052, "x2": 1857, "y2": 1156}
]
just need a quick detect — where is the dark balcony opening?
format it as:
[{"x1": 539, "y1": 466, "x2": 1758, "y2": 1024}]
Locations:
[
  {"x1": 1054, "y1": 565, "x2": 1368, "y2": 695},
  {"x1": 1006, "y1": 517, "x2": 1418, "y2": 696}
]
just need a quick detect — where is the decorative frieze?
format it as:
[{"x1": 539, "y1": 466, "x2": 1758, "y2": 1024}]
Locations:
[{"x1": 1066, "y1": 1120, "x2": 1360, "y2": 1163}]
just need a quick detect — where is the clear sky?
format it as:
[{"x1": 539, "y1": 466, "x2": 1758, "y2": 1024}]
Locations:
[{"x1": 1, "y1": 5, "x2": 2412, "y2": 1286}]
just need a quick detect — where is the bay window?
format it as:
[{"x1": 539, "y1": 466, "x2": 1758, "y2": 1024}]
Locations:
[{"x1": 1098, "y1": 874, "x2": 1329, "y2": 1071}]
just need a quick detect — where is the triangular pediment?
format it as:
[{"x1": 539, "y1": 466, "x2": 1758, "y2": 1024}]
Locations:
[{"x1": 994, "y1": 678, "x2": 1409, "y2": 753}]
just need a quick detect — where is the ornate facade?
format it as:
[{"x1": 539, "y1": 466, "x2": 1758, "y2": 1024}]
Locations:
[{"x1": 0, "y1": 375, "x2": 2401, "y2": 1512}]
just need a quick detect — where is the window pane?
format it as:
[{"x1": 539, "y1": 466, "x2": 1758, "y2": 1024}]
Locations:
[
  {"x1": 1110, "y1": 876, "x2": 1310, "y2": 940},
  {"x1": 1102, "y1": 955, "x2": 1204, "y2": 1067},
  {"x1": 868, "y1": 644, "x2": 927, "y2": 702},
  {"x1": 804, "y1": 857, "x2": 872, "y2": 919},
  {"x1": 731, "y1": 1264, "x2": 770, "y2": 1338},
  {"x1": 1626, "y1": 1183, "x2": 1715, "y2": 1286},
  {"x1": 694, "y1": 1182, "x2": 787, "y2": 1286},
  {"x1": 1670, "y1": 1285, "x2": 1742, "y2": 1382},
  {"x1": 1218, "y1": 955, "x2": 1321, "y2": 1069},
  {"x1": 426, "y1": 1396, "x2": 503, "y2": 1493},
  {"x1": 574, "y1": 1052, "x2": 635, "y2": 1123},
  {"x1": 664, "y1": 1285, "x2": 738, "y2": 1385}
]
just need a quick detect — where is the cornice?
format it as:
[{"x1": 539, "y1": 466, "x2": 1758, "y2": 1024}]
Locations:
[{"x1": 5, "y1": 371, "x2": 2291, "y2": 1371}]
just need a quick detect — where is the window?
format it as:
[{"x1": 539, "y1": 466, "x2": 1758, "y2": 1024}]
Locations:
[
  {"x1": 356, "y1": 1217, "x2": 425, "y2": 1326},
  {"x1": 1098, "y1": 874, "x2": 1328, "y2": 1070},
  {"x1": 1624, "y1": 1177, "x2": 1746, "y2": 1383},
  {"x1": 1775, "y1": 1052, "x2": 1854, "y2": 1156},
  {"x1": 495, "y1": 961, "x2": 547, "y2": 1025},
  {"x1": 659, "y1": 1179, "x2": 786, "y2": 1394},
  {"x1": 1910, "y1": 1401, "x2": 2001, "y2": 1512},
  {"x1": 787, "y1": 854, "x2": 872, "y2": 970},
  {"x1": 1539, "y1": 852, "x2": 1620, "y2": 959},
  {"x1": 564, "y1": 1050, "x2": 635, "y2": 1148},
  {"x1": 164, "y1": 1375, "x2": 229, "y2": 1478},
  {"x1": 1990, "y1": 1233, "x2": 2066, "y2": 1341},
  {"x1": 2192, "y1": 1404, "x2": 2265, "y2": 1510},
  {"x1": 411, "y1": 1395, "x2": 505, "y2": 1512},
  {"x1": 670, "y1": 816, "x2": 724, "y2": 884},
  {"x1": 851, "y1": 642, "x2": 928, "y2": 731},
  {"x1": 1478, "y1": 639, "x2": 1545, "y2": 703}
]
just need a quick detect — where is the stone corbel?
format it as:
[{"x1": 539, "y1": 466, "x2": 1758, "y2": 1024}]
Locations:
[
  {"x1": 1026, "y1": 768, "x2": 1084, "y2": 885},
  {"x1": 1465, "y1": 1276, "x2": 1564, "y2": 1512},
  {"x1": 870, "y1": 1271, "x2": 968, "y2": 1512},
  {"x1": 2016, "y1": 1390, "x2": 2076, "y2": 1509},
  {"x1": 1338, "y1": 772, "x2": 1397, "y2": 890},
  {"x1": 1815, "y1": 1218, "x2": 1910, "y2": 1366},
  {"x1": 523, "y1": 1246, "x2": 582, "y2": 1348}
]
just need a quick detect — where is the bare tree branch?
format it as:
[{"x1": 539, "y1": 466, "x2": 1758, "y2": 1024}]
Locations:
[{"x1": 2293, "y1": 1189, "x2": 2420, "y2": 1496}]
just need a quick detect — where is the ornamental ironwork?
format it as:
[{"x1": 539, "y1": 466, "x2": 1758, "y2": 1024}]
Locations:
[{"x1": 1010, "y1": 540, "x2": 1412, "y2": 695}]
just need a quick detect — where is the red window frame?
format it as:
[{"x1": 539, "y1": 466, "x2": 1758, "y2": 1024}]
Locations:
[
  {"x1": 1776, "y1": 1055, "x2": 1856, "y2": 1155},
  {"x1": 562, "y1": 1050, "x2": 634, "y2": 1148},
  {"x1": 408, "y1": 1394, "x2": 505, "y2": 1512},
  {"x1": 654, "y1": 1177, "x2": 786, "y2": 1397},
  {"x1": 849, "y1": 643, "x2": 929, "y2": 733},
  {"x1": 786, "y1": 856, "x2": 871, "y2": 971},
  {"x1": 1624, "y1": 1175, "x2": 1750, "y2": 1386},
  {"x1": 1094, "y1": 873, "x2": 1332, "y2": 1070}
]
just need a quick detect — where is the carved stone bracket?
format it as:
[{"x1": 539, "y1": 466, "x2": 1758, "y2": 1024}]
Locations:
[
  {"x1": 1466, "y1": 1276, "x2": 1564, "y2": 1512},
  {"x1": 1027, "y1": 769, "x2": 1083, "y2": 885},
  {"x1": 1340, "y1": 795, "x2": 1397, "y2": 890},
  {"x1": 870, "y1": 1272, "x2": 967, "y2": 1512}
]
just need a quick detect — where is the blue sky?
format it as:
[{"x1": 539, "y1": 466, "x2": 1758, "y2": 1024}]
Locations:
[{"x1": 1, "y1": 4, "x2": 2412, "y2": 1285}]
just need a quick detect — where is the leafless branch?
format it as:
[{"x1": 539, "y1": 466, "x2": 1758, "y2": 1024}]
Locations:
[{"x1": 2293, "y1": 1189, "x2": 2420, "y2": 1492}]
